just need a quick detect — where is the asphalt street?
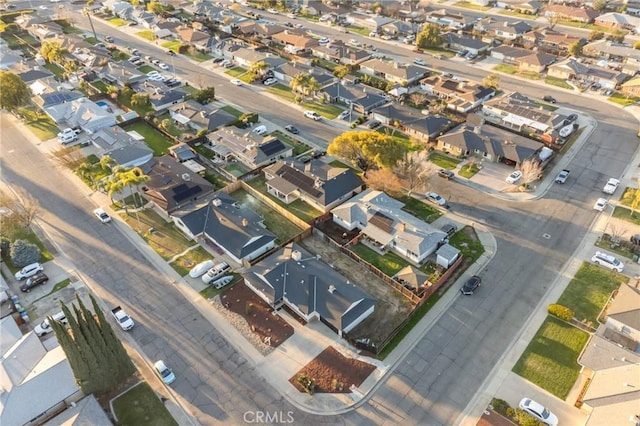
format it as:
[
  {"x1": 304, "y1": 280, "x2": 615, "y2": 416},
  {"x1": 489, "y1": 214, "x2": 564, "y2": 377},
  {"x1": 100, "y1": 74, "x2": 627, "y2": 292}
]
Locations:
[{"x1": 3, "y1": 5, "x2": 640, "y2": 425}]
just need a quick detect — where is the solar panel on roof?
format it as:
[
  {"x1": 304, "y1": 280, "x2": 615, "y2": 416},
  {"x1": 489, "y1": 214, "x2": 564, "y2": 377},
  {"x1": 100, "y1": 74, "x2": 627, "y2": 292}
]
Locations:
[
  {"x1": 369, "y1": 211, "x2": 394, "y2": 233},
  {"x1": 279, "y1": 167, "x2": 322, "y2": 198},
  {"x1": 259, "y1": 139, "x2": 285, "y2": 157},
  {"x1": 172, "y1": 185, "x2": 202, "y2": 202}
]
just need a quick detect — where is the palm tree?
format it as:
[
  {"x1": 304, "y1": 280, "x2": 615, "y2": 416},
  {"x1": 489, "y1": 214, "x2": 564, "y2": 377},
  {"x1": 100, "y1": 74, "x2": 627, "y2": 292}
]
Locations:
[
  {"x1": 289, "y1": 72, "x2": 309, "y2": 95},
  {"x1": 247, "y1": 61, "x2": 269, "y2": 83}
]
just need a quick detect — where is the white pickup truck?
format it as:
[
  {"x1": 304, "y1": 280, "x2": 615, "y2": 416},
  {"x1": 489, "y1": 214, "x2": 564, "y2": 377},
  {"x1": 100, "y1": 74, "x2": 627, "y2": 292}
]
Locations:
[{"x1": 111, "y1": 306, "x2": 135, "y2": 331}]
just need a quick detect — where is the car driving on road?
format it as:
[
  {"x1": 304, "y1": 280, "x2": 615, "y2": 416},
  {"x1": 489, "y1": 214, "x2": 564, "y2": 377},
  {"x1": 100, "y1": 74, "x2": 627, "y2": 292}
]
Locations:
[
  {"x1": 94, "y1": 208, "x2": 111, "y2": 223},
  {"x1": 602, "y1": 177, "x2": 620, "y2": 194},
  {"x1": 304, "y1": 110, "x2": 321, "y2": 120}
]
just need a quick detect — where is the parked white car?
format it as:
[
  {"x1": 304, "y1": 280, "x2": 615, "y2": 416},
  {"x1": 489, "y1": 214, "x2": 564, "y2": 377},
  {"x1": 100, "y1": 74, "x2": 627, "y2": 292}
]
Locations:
[
  {"x1": 202, "y1": 262, "x2": 230, "y2": 284},
  {"x1": 262, "y1": 78, "x2": 278, "y2": 86},
  {"x1": 304, "y1": 110, "x2": 321, "y2": 120},
  {"x1": 93, "y1": 208, "x2": 111, "y2": 223},
  {"x1": 154, "y1": 360, "x2": 176, "y2": 384},
  {"x1": 158, "y1": 63, "x2": 170, "y2": 70},
  {"x1": 602, "y1": 178, "x2": 620, "y2": 194},
  {"x1": 518, "y1": 398, "x2": 558, "y2": 426},
  {"x1": 189, "y1": 260, "x2": 215, "y2": 278},
  {"x1": 506, "y1": 170, "x2": 522, "y2": 184},
  {"x1": 15, "y1": 262, "x2": 44, "y2": 280},
  {"x1": 591, "y1": 251, "x2": 624, "y2": 272},
  {"x1": 34, "y1": 312, "x2": 67, "y2": 336},
  {"x1": 593, "y1": 198, "x2": 608, "y2": 211},
  {"x1": 230, "y1": 79, "x2": 243, "y2": 86},
  {"x1": 252, "y1": 125, "x2": 268, "y2": 135},
  {"x1": 425, "y1": 192, "x2": 448, "y2": 208}
]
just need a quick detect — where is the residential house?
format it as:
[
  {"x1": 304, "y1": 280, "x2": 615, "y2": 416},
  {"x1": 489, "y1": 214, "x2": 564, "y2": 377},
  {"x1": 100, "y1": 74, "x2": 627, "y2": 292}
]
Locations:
[
  {"x1": 405, "y1": 115, "x2": 453, "y2": 142},
  {"x1": 436, "y1": 116, "x2": 544, "y2": 166},
  {"x1": 321, "y1": 82, "x2": 388, "y2": 113},
  {"x1": 583, "y1": 40, "x2": 640, "y2": 76},
  {"x1": 102, "y1": 0, "x2": 133, "y2": 19},
  {"x1": 235, "y1": 21, "x2": 287, "y2": 39},
  {"x1": 594, "y1": 12, "x2": 640, "y2": 31},
  {"x1": 243, "y1": 243, "x2": 377, "y2": 337},
  {"x1": 169, "y1": 143, "x2": 197, "y2": 163},
  {"x1": 185, "y1": 0, "x2": 223, "y2": 18},
  {"x1": 144, "y1": 155, "x2": 216, "y2": 216},
  {"x1": 496, "y1": 0, "x2": 542, "y2": 14},
  {"x1": 263, "y1": 159, "x2": 364, "y2": 213},
  {"x1": 442, "y1": 33, "x2": 491, "y2": 56},
  {"x1": 273, "y1": 63, "x2": 334, "y2": 85},
  {"x1": 272, "y1": 31, "x2": 319, "y2": 53},
  {"x1": 230, "y1": 47, "x2": 287, "y2": 70},
  {"x1": 0, "y1": 316, "x2": 85, "y2": 426},
  {"x1": 0, "y1": 49, "x2": 22, "y2": 71},
  {"x1": 543, "y1": 5, "x2": 599, "y2": 23},
  {"x1": 419, "y1": 76, "x2": 495, "y2": 113},
  {"x1": 140, "y1": 84, "x2": 187, "y2": 111},
  {"x1": 346, "y1": 13, "x2": 395, "y2": 31},
  {"x1": 153, "y1": 20, "x2": 181, "y2": 39},
  {"x1": 359, "y1": 58, "x2": 430, "y2": 85},
  {"x1": 18, "y1": 68, "x2": 54, "y2": 85},
  {"x1": 172, "y1": 193, "x2": 276, "y2": 265},
  {"x1": 491, "y1": 46, "x2": 556, "y2": 72},
  {"x1": 331, "y1": 189, "x2": 447, "y2": 265},
  {"x1": 27, "y1": 22, "x2": 63, "y2": 41},
  {"x1": 547, "y1": 57, "x2": 628, "y2": 89},
  {"x1": 34, "y1": 89, "x2": 84, "y2": 109},
  {"x1": 44, "y1": 97, "x2": 117, "y2": 134},
  {"x1": 482, "y1": 92, "x2": 564, "y2": 137},
  {"x1": 206, "y1": 128, "x2": 293, "y2": 170},
  {"x1": 521, "y1": 27, "x2": 583, "y2": 56},
  {"x1": 576, "y1": 283, "x2": 640, "y2": 426},
  {"x1": 380, "y1": 20, "x2": 414, "y2": 38},
  {"x1": 621, "y1": 77, "x2": 640, "y2": 97},
  {"x1": 424, "y1": 9, "x2": 475, "y2": 30},
  {"x1": 98, "y1": 62, "x2": 147, "y2": 87},
  {"x1": 371, "y1": 104, "x2": 452, "y2": 141},
  {"x1": 485, "y1": 20, "x2": 533, "y2": 41},
  {"x1": 177, "y1": 27, "x2": 210, "y2": 51},
  {"x1": 169, "y1": 100, "x2": 237, "y2": 132},
  {"x1": 311, "y1": 42, "x2": 371, "y2": 66},
  {"x1": 398, "y1": 6, "x2": 428, "y2": 24},
  {"x1": 132, "y1": 10, "x2": 157, "y2": 28},
  {"x1": 92, "y1": 126, "x2": 154, "y2": 168}
]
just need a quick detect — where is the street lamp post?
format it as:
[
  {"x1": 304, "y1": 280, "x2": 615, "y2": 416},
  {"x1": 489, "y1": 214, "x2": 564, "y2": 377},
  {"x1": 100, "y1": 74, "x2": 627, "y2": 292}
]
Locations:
[{"x1": 83, "y1": 8, "x2": 98, "y2": 41}]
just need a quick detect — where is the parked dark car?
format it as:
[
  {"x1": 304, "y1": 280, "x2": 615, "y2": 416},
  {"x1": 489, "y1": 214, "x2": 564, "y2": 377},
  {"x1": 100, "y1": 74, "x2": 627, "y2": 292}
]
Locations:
[
  {"x1": 20, "y1": 273, "x2": 49, "y2": 292},
  {"x1": 299, "y1": 156, "x2": 312, "y2": 163},
  {"x1": 284, "y1": 125, "x2": 299, "y2": 134},
  {"x1": 543, "y1": 95, "x2": 556, "y2": 104},
  {"x1": 460, "y1": 275, "x2": 481, "y2": 295},
  {"x1": 212, "y1": 57, "x2": 225, "y2": 64},
  {"x1": 167, "y1": 50, "x2": 176, "y2": 56},
  {"x1": 437, "y1": 169, "x2": 454, "y2": 179},
  {"x1": 367, "y1": 120, "x2": 381, "y2": 129},
  {"x1": 311, "y1": 149, "x2": 326, "y2": 158},
  {"x1": 564, "y1": 114, "x2": 578, "y2": 124},
  {"x1": 631, "y1": 234, "x2": 640, "y2": 245}
]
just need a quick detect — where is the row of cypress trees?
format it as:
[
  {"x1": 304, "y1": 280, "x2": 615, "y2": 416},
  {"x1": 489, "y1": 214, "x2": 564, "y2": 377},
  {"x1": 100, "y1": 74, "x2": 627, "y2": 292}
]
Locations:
[{"x1": 50, "y1": 294, "x2": 135, "y2": 394}]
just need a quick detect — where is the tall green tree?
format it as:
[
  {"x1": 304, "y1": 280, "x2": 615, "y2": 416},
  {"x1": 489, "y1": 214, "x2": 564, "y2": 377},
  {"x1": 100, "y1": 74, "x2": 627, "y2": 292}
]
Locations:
[
  {"x1": 247, "y1": 61, "x2": 269, "y2": 82},
  {"x1": 568, "y1": 41, "x2": 583, "y2": 57},
  {"x1": 328, "y1": 131, "x2": 410, "y2": 170},
  {"x1": 0, "y1": 71, "x2": 31, "y2": 112},
  {"x1": 40, "y1": 40, "x2": 66, "y2": 63},
  {"x1": 623, "y1": 184, "x2": 640, "y2": 213},
  {"x1": 482, "y1": 73, "x2": 500, "y2": 89},
  {"x1": 51, "y1": 294, "x2": 135, "y2": 394},
  {"x1": 417, "y1": 23, "x2": 443, "y2": 48}
]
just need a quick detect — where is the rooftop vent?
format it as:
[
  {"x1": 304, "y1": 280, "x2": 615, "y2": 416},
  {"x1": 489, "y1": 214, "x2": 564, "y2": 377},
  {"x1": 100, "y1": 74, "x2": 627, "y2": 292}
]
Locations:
[
  {"x1": 328, "y1": 284, "x2": 336, "y2": 294},
  {"x1": 181, "y1": 173, "x2": 191, "y2": 181},
  {"x1": 212, "y1": 198, "x2": 222, "y2": 207},
  {"x1": 291, "y1": 250, "x2": 302, "y2": 261},
  {"x1": 242, "y1": 218, "x2": 248, "y2": 227}
]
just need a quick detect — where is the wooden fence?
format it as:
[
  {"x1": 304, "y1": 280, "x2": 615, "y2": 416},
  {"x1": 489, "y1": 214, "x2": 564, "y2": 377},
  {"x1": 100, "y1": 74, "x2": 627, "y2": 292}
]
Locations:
[{"x1": 239, "y1": 181, "x2": 312, "y2": 230}]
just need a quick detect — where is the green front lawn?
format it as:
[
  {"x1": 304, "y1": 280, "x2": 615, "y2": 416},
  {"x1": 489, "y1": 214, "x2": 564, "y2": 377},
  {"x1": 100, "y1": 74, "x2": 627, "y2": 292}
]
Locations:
[
  {"x1": 43, "y1": 62, "x2": 65, "y2": 78},
  {"x1": 513, "y1": 316, "x2": 589, "y2": 399},
  {"x1": 608, "y1": 92, "x2": 639, "y2": 107},
  {"x1": 346, "y1": 26, "x2": 370, "y2": 36},
  {"x1": 545, "y1": 76, "x2": 573, "y2": 90},
  {"x1": 121, "y1": 122, "x2": 175, "y2": 156},
  {"x1": 612, "y1": 205, "x2": 640, "y2": 226},
  {"x1": 270, "y1": 130, "x2": 311, "y2": 156},
  {"x1": 267, "y1": 84, "x2": 296, "y2": 103},
  {"x1": 137, "y1": 65, "x2": 157, "y2": 74},
  {"x1": 429, "y1": 152, "x2": 462, "y2": 170},
  {"x1": 230, "y1": 189, "x2": 304, "y2": 244},
  {"x1": 169, "y1": 246, "x2": 212, "y2": 277},
  {"x1": 221, "y1": 105, "x2": 244, "y2": 118},
  {"x1": 448, "y1": 226, "x2": 484, "y2": 265},
  {"x1": 493, "y1": 64, "x2": 518, "y2": 74},
  {"x1": 184, "y1": 50, "x2": 213, "y2": 62},
  {"x1": 557, "y1": 263, "x2": 627, "y2": 325},
  {"x1": 84, "y1": 36, "x2": 98, "y2": 45},
  {"x1": 498, "y1": 10, "x2": 538, "y2": 19},
  {"x1": 107, "y1": 17, "x2": 129, "y2": 27},
  {"x1": 136, "y1": 30, "x2": 156, "y2": 41},
  {"x1": 225, "y1": 67, "x2": 248, "y2": 78},
  {"x1": 302, "y1": 101, "x2": 342, "y2": 119},
  {"x1": 161, "y1": 40, "x2": 182, "y2": 52},
  {"x1": 112, "y1": 382, "x2": 177, "y2": 426},
  {"x1": 350, "y1": 243, "x2": 408, "y2": 277},
  {"x1": 452, "y1": 1, "x2": 492, "y2": 10},
  {"x1": 458, "y1": 162, "x2": 480, "y2": 178},
  {"x1": 247, "y1": 175, "x2": 322, "y2": 223},
  {"x1": 396, "y1": 196, "x2": 442, "y2": 223},
  {"x1": 120, "y1": 209, "x2": 194, "y2": 260},
  {"x1": 18, "y1": 107, "x2": 59, "y2": 141},
  {"x1": 90, "y1": 80, "x2": 108, "y2": 93}
]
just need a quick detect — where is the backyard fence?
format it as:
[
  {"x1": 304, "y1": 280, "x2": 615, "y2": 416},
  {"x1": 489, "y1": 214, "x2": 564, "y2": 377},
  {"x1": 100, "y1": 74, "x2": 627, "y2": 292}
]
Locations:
[{"x1": 238, "y1": 182, "x2": 312, "y2": 231}]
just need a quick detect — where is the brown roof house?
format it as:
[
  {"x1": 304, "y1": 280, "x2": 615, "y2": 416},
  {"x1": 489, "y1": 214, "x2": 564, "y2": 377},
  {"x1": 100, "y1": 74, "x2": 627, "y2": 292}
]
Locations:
[
  {"x1": 521, "y1": 27, "x2": 583, "y2": 56},
  {"x1": 621, "y1": 77, "x2": 640, "y2": 97},
  {"x1": 177, "y1": 27, "x2": 211, "y2": 51},
  {"x1": 482, "y1": 92, "x2": 564, "y2": 137},
  {"x1": 169, "y1": 100, "x2": 237, "y2": 132},
  {"x1": 436, "y1": 115, "x2": 544, "y2": 166},
  {"x1": 547, "y1": 57, "x2": 628, "y2": 90},
  {"x1": 543, "y1": 5, "x2": 600, "y2": 23},
  {"x1": 143, "y1": 155, "x2": 216, "y2": 217},
  {"x1": 206, "y1": 128, "x2": 293, "y2": 170},
  {"x1": 311, "y1": 41, "x2": 371, "y2": 66},
  {"x1": 263, "y1": 158, "x2": 363, "y2": 213},
  {"x1": 272, "y1": 31, "x2": 319, "y2": 54}
]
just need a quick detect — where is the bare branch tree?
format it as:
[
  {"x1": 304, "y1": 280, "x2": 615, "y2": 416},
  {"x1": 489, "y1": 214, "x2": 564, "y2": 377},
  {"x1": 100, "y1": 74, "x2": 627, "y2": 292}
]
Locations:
[
  {"x1": 519, "y1": 158, "x2": 543, "y2": 190},
  {"x1": 394, "y1": 151, "x2": 431, "y2": 195},
  {"x1": 362, "y1": 169, "x2": 403, "y2": 196},
  {"x1": 51, "y1": 146, "x2": 87, "y2": 170},
  {"x1": 607, "y1": 222, "x2": 627, "y2": 245},
  {"x1": 12, "y1": 189, "x2": 40, "y2": 228}
]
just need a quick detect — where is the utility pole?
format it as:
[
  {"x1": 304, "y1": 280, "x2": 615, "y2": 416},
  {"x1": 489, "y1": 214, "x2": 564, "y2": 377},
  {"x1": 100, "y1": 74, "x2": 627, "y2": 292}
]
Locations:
[{"x1": 84, "y1": 8, "x2": 97, "y2": 41}]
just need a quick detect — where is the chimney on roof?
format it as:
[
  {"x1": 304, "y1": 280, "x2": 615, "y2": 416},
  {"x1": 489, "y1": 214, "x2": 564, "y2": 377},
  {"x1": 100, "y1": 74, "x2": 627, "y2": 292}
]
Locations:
[
  {"x1": 328, "y1": 284, "x2": 336, "y2": 294},
  {"x1": 291, "y1": 250, "x2": 302, "y2": 261},
  {"x1": 213, "y1": 198, "x2": 222, "y2": 207},
  {"x1": 242, "y1": 218, "x2": 248, "y2": 227},
  {"x1": 473, "y1": 125, "x2": 482, "y2": 134},
  {"x1": 400, "y1": 222, "x2": 406, "y2": 231}
]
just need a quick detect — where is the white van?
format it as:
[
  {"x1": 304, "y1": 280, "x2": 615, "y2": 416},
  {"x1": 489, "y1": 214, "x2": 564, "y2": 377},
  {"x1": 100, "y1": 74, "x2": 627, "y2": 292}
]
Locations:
[
  {"x1": 34, "y1": 312, "x2": 67, "y2": 336},
  {"x1": 202, "y1": 262, "x2": 230, "y2": 284}
]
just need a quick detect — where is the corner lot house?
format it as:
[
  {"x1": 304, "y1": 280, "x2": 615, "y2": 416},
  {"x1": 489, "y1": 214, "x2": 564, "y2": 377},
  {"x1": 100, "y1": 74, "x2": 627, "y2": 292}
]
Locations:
[
  {"x1": 173, "y1": 193, "x2": 276, "y2": 265},
  {"x1": 244, "y1": 243, "x2": 377, "y2": 336},
  {"x1": 332, "y1": 189, "x2": 447, "y2": 265},
  {"x1": 263, "y1": 159, "x2": 364, "y2": 213}
]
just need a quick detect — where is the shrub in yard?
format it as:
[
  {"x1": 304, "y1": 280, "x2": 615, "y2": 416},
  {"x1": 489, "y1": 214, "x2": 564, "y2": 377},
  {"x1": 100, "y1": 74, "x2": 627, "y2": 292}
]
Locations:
[
  {"x1": 0, "y1": 237, "x2": 10, "y2": 258},
  {"x1": 10, "y1": 239, "x2": 41, "y2": 267},
  {"x1": 331, "y1": 378, "x2": 344, "y2": 391},
  {"x1": 548, "y1": 304, "x2": 574, "y2": 321},
  {"x1": 491, "y1": 398, "x2": 510, "y2": 417},
  {"x1": 511, "y1": 408, "x2": 545, "y2": 426},
  {"x1": 297, "y1": 373, "x2": 316, "y2": 395}
]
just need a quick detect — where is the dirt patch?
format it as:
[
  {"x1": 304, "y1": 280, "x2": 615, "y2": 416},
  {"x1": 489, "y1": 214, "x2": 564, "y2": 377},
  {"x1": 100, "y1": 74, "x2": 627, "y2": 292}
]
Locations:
[
  {"x1": 218, "y1": 282, "x2": 294, "y2": 353},
  {"x1": 299, "y1": 234, "x2": 413, "y2": 346},
  {"x1": 289, "y1": 346, "x2": 376, "y2": 394},
  {"x1": 315, "y1": 219, "x2": 360, "y2": 244}
]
